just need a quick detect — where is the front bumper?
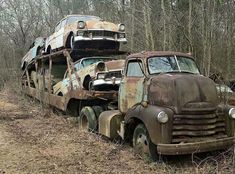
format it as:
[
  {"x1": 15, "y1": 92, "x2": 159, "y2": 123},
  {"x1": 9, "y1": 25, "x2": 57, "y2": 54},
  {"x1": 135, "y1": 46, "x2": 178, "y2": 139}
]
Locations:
[
  {"x1": 93, "y1": 79, "x2": 121, "y2": 87},
  {"x1": 157, "y1": 137, "x2": 235, "y2": 155},
  {"x1": 74, "y1": 36, "x2": 127, "y2": 43}
]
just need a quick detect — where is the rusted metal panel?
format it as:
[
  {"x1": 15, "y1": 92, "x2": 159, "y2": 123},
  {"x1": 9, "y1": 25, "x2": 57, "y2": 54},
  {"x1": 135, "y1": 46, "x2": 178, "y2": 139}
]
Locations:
[
  {"x1": 148, "y1": 74, "x2": 218, "y2": 114},
  {"x1": 124, "y1": 105, "x2": 174, "y2": 144},
  {"x1": 99, "y1": 110, "x2": 123, "y2": 139}
]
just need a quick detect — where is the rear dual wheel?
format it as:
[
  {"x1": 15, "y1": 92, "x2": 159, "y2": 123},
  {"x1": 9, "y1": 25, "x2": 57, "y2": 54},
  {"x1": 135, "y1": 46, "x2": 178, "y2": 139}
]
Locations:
[{"x1": 79, "y1": 106, "x2": 103, "y2": 132}]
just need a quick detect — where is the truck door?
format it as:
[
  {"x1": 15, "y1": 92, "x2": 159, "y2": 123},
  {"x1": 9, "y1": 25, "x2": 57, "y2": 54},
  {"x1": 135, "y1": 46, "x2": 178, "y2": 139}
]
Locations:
[{"x1": 119, "y1": 59, "x2": 145, "y2": 113}]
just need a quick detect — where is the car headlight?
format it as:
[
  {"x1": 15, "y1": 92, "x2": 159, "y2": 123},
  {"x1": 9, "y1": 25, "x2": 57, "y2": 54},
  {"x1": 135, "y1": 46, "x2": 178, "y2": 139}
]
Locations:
[
  {"x1": 157, "y1": 111, "x2": 169, "y2": 123},
  {"x1": 97, "y1": 73, "x2": 106, "y2": 79},
  {"x1": 229, "y1": 108, "x2": 235, "y2": 119},
  {"x1": 78, "y1": 21, "x2": 86, "y2": 29},
  {"x1": 118, "y1": 24, "x2": 125, "y2": 32},
  {"x1": 96, "y1": 62, "x2": 105, "y2": 71}
]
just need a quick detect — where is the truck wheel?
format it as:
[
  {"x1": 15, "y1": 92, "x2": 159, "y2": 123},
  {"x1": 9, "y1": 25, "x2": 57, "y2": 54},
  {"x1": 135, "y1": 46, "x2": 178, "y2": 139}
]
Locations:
[
  {"x1": 133, "y1": 124, "x2": 158, "y2": 161},
  {"x1": 79, "y1": 106, "x2": 97, "y2": 132}
]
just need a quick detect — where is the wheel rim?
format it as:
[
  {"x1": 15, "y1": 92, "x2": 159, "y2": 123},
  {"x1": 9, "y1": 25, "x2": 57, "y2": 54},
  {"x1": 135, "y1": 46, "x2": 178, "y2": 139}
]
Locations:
[{"x1": 136, "y1": 133, "x2": 149, "y2": 155}]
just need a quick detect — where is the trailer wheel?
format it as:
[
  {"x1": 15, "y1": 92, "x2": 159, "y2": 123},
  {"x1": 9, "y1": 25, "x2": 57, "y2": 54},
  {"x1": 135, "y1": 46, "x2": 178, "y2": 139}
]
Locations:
[
  {"x1": 79, "y1": 106, "x2": 97, "y2": 131},
  {"x1": 133, "y1": 124, "x2": 158, "y2": 161}
]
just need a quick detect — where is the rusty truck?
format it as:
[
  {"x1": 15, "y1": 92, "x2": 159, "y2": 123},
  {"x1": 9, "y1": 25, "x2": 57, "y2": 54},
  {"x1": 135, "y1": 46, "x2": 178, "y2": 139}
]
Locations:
[{"x1": 22, "y1": 50, "x2": 235, "y2": 161}]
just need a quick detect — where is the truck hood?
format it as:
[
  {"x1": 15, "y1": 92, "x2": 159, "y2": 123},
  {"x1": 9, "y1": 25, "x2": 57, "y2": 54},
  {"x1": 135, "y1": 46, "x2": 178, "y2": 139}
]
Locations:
[{"x1": 148, "y1": 73, "x2": 219, "y2": 114}]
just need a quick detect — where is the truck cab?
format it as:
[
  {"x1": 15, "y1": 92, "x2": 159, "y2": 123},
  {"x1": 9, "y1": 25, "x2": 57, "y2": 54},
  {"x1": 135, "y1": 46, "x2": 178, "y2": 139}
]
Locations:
[{"x1": 98, "y1": 51, "x2": 235, "y2": 160}]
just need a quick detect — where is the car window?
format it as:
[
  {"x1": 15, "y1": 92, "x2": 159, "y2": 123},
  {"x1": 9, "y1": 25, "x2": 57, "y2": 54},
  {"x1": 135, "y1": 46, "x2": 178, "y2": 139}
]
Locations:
[
  {"x1": 67, "y1": 16, "x2": 100, "y2": 25},
  {"x1": 55, "y1": 22, "x2": 61, "y2": 32},
  {"x1": 61, "y1": 19, "x2": 67, "y2": 28},
  {"x1": 127, "y1": 60, "x2": 144, "y2": 77}
]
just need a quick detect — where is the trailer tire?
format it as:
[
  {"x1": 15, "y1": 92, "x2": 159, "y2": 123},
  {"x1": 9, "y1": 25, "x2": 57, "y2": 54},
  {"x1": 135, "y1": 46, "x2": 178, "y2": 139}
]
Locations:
[
  {"x1": 79, "y1": 106, "x2": 97, "y2": 132},
  {"x1": 133, "y1": 124, "x2": 159, "y2": 161}
]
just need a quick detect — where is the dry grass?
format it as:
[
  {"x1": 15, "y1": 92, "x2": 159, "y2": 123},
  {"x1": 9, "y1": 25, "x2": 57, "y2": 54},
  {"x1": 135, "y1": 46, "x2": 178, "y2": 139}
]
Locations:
[{"x1": 0, "y1": 86, "x2": 234, "y2": 174}]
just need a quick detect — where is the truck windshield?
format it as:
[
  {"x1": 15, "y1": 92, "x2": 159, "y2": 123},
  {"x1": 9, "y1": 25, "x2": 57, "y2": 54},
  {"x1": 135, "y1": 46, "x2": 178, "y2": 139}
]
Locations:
[{"x1": 148, "y1": 56, "x2": 200, "y2": 74}]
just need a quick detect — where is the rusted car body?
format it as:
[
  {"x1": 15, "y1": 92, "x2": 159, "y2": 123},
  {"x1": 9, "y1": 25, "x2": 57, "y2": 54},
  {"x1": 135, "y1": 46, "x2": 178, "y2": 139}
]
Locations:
[
  {"x1": 53, "y1": 56, "x2": 125, "y2": 95},
  {"x1": 21, "y1": 37, "x2": 45, "y2": 70},
  {"x1": 44, "y1": 15, "x2": 127, "y2": 53}
]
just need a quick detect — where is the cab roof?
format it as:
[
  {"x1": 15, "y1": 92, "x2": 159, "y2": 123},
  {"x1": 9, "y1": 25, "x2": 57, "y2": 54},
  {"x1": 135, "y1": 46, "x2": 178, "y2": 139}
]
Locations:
[{"x1": 127, "y1": 51, "x2": 194, "y2": 60}]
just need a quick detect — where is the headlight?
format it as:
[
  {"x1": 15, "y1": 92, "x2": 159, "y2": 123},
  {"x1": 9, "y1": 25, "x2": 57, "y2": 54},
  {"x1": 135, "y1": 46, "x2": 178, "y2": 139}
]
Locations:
[
  {"x1": 97, "y1": 73, "x2": 106, "y2": 79},
  {"x1": 229, "y1": 108, "x2": 235, "y2": 119},
  {"x1": 96, "y1": 62, "x2": 105, "y2": 71},
  {"x1": 118, "y1": 24, "x2": 125, "y2": 32},
  {"x1": 157, "y1": 111, "x2": 169, "y2": 123},
  {"x1": 78, "y1": 21, "x2": 86, "y2": 29}
]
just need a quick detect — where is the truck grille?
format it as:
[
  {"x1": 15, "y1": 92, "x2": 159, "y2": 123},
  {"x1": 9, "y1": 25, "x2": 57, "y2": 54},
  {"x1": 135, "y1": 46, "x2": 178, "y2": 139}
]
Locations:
[
  {"x1": 84, "y1": 30, "x2": 117, "y2": 39},
  {"x1": 105, "y1": 71, "x2": 122, "y2": 79},
  {"x1": 172, "y1": 113, "x2": 227, "y2": 143}
]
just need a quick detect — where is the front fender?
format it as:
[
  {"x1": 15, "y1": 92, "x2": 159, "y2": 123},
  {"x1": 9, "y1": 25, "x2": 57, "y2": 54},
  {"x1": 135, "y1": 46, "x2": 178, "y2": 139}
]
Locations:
[{"x1": 125, "y1": 104, "x2": 174, "y2": 145}]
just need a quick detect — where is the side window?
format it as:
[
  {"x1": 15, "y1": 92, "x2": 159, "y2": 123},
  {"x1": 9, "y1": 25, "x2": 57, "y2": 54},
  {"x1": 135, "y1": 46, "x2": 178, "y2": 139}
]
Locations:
[
  {"x1": 55, "y1": 22, "x2": 61, "y2": 32},
  {"x1": 127, "y1": 60, "x2": 144, "y2": 77},
  {"x1": 61, "y1": 19, "x2": 67, "y2": 28}
]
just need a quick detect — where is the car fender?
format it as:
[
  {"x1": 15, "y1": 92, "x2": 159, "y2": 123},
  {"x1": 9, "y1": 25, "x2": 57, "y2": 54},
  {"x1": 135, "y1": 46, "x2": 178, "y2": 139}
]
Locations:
[
  {"x1": 124, "y1": 104, "x2": 174, "y2": 145},
  {"x1": 63, "y1": 31, "x2": 74, "y2": 47}
]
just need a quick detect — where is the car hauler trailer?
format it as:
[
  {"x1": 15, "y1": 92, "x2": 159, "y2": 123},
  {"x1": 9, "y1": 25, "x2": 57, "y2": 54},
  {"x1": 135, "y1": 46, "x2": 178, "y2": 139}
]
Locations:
[
  {"x1": 21, "y1": 49, "x2": 126, "y2": 117},
  {"x1": 22, "y1": 50, "x2": 235, "y2": 161}
]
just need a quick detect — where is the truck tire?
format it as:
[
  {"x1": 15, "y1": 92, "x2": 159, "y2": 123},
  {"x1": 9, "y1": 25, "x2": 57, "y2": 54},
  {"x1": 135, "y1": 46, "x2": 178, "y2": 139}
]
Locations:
[
  {"x1": 133, "y1": 124, "x2": 159, "y2": 161},
  {"x1": 79, "y1": 106, "x2": 97, "y2": 132}
]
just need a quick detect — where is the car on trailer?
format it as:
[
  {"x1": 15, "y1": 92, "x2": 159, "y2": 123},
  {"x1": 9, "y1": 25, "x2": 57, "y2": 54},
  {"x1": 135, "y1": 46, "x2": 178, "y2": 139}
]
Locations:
[
  {"x1": 53, "y1": 56, "x2": 125, "y2": 95},
  {"x1": 21, "y1": 37, "x2": 45, "y2": 70},
  {"x1": 44, "y1": 14, "x2": 127, "y2": 54}
]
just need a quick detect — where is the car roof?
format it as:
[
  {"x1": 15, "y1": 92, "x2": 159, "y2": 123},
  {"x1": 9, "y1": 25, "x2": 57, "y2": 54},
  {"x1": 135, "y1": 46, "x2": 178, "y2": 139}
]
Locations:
[{"x1": 57, "y1": 14, "x2": 100, "y2": 24}]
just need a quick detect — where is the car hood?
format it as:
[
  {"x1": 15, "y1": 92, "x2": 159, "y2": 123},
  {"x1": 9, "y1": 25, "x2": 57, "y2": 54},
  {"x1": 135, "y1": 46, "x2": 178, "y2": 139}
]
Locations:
[
  {"x1": 105, "y1": 59, "x2": 125, "y2": 71},
  {"x1": 85, "y1": 20, "x2": 118, "y2": 31},
  {"x1": 148, "y1": 73, "x2": 219, "y2": 114}
]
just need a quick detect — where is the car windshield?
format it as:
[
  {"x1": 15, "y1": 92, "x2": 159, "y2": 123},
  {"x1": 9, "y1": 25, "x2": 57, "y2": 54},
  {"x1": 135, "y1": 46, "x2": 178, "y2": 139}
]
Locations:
[
  {"x1": 148, "y1": 56, "x2": 200, "y2": 74},
  {"x1": 67, "y1": 15, "x2": 100, "y2": 24},
  {"x1": 74, "y1": 57, "x2": 112, "y2": 70}
]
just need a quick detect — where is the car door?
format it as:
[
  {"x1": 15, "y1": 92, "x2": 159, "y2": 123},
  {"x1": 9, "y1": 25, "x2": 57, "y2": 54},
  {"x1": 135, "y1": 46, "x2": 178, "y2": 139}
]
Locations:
[
  {"x1": 119, "y1": 59, "x2": 145, "y2": 113},
  {"x1": 56, "y1": 18, "x2": 67, "y2": 49},
  {"x1": 49, "y1": 22, "x2": 61, "y2": 50}
]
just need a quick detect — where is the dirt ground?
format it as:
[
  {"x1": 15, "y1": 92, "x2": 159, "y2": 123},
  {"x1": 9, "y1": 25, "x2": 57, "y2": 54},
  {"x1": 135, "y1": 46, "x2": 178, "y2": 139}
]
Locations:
[{"x1": 0, "y1": 88, "x2": 234, "y2": 174}]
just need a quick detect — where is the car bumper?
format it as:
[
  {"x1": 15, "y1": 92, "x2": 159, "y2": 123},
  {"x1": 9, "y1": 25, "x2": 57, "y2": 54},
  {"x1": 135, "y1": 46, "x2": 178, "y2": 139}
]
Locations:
[
  {"x1": 157, "y1": 137, "x2": 235, "y2": 155},
  {"x1": 93, "y1": 79, "x2": 121, "y2": 86},
  {"x1": 74, "y1": 36, "x2": 127, "y2": 43}
]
